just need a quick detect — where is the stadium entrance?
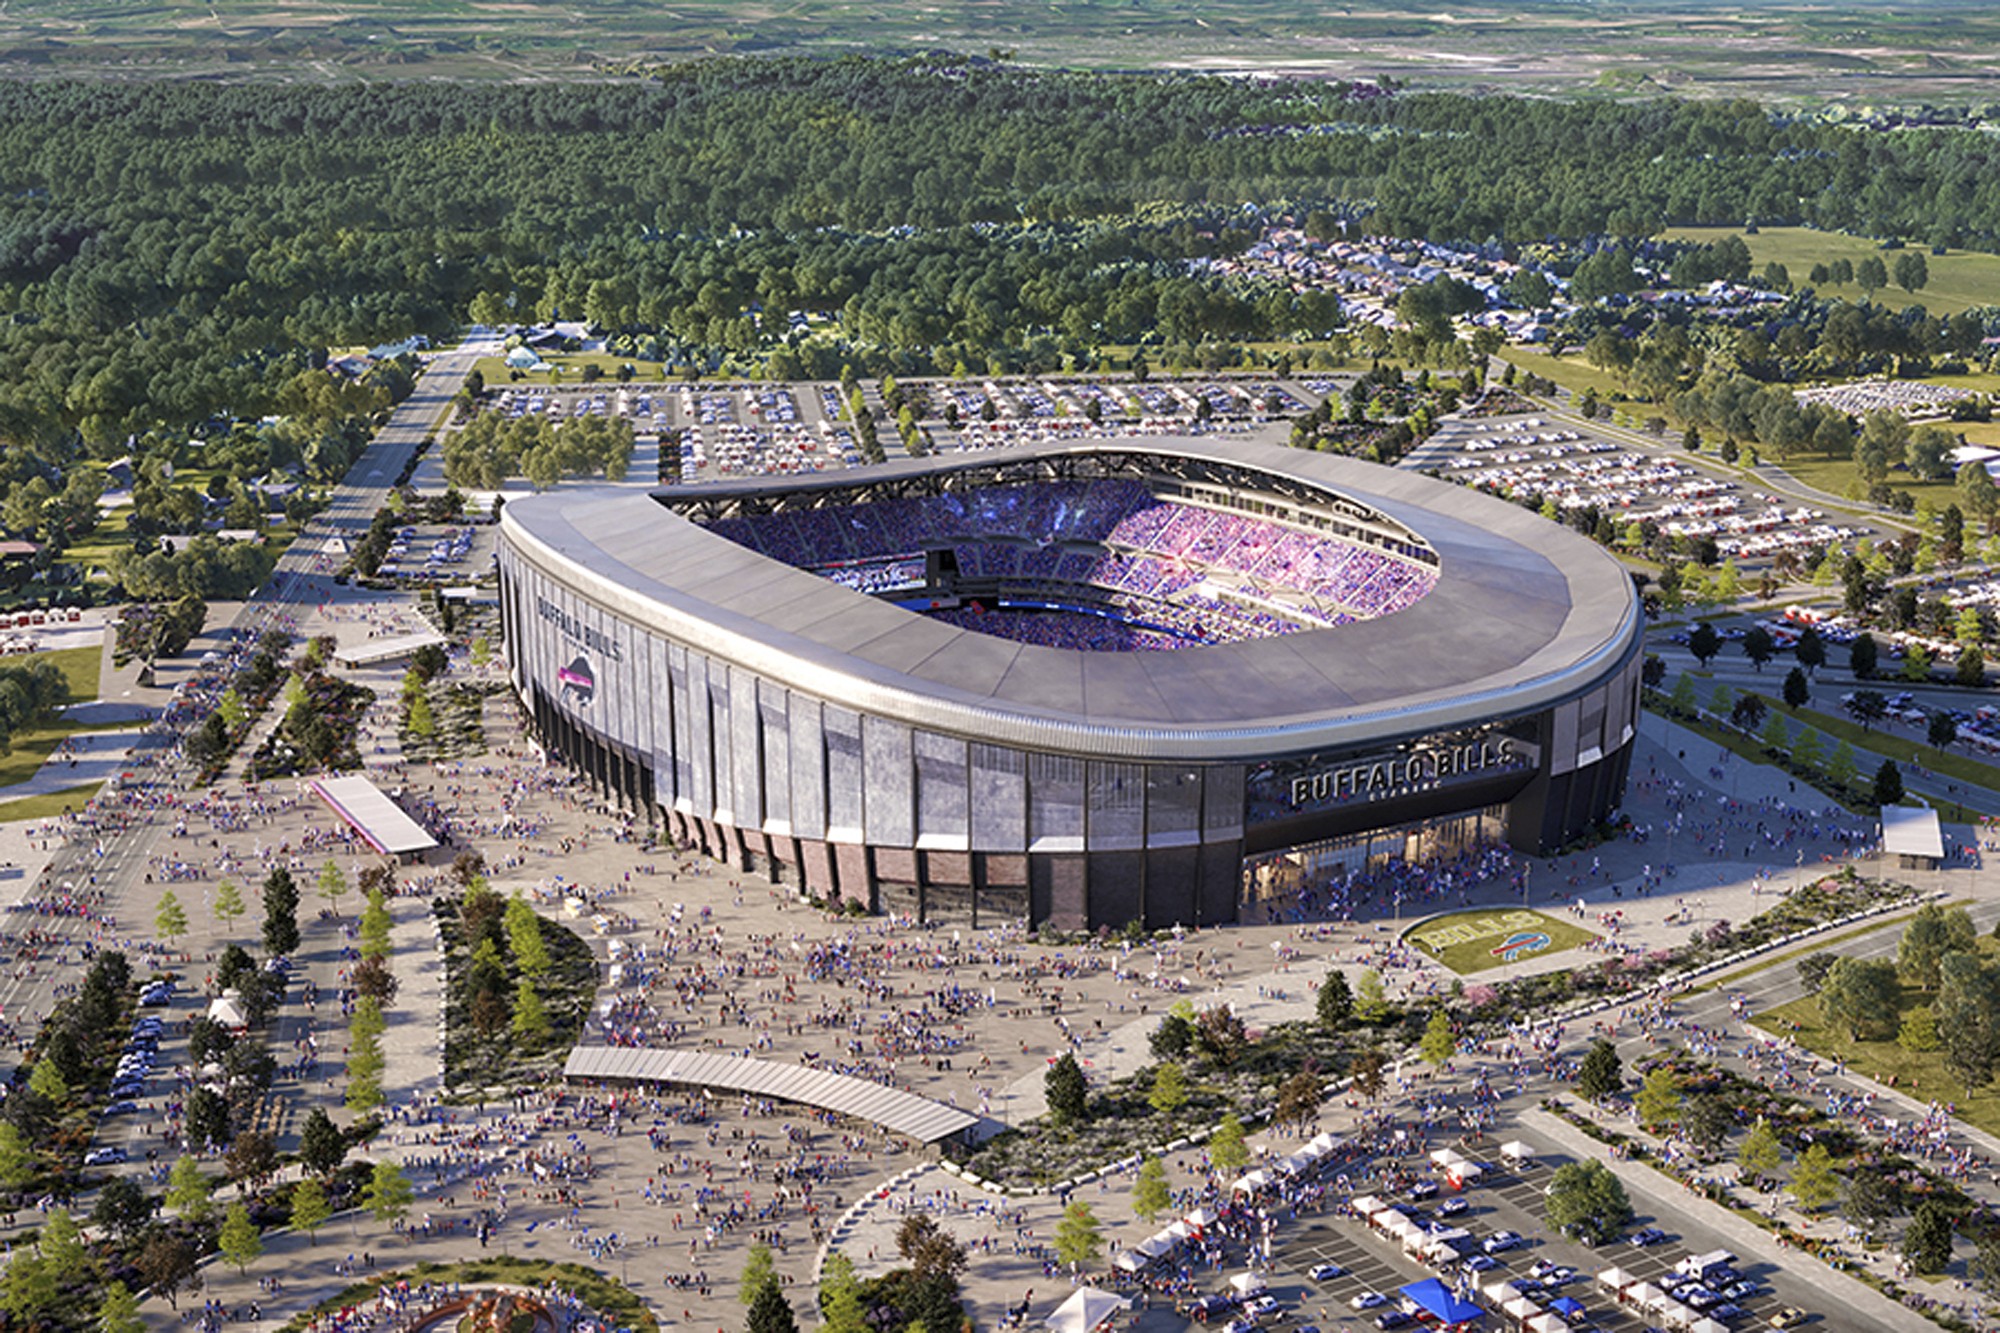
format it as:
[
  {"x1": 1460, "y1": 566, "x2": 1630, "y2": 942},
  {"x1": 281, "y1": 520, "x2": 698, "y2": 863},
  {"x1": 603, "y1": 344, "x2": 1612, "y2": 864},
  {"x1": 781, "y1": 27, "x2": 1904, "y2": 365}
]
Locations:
[{"x1": 1241, "y1": 805, "x2": 1509, "y2": 910}]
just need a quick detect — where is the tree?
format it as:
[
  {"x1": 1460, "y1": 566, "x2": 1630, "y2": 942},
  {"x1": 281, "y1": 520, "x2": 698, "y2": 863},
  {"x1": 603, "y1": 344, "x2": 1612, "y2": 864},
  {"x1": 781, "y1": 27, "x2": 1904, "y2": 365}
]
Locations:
[
  {"x1": 1683, "y1": 1093, "x2": 1734, "y2": 1156},
  {"x1": 316, "y1": 859, "x2": 349, "y2": 916},
  {"x1": 1845, "y1": 1168, "x2": 1898, "y2": 1238},
  {"x1": 27, "y1": 1056, "x2": 68, "y2": 1107},
  {"x1": 740, "y1": 1242, "x2": 777, "y2": 1306},
  {"x1": 218, "y1": 1199, "x2": 263, "y2": 1274},
  {"x1": 1894, "y1": 249, "x2": 1930, "y2": 295},
  {"x1": 1148, "y1": 1012, "x2": 1193, "y2": 1060},
  {"x1": 1974, "y1": 1230, "x2": 2000, "y2": 1301},
  {"x1": 506, "y1": 892, "x2": 552, "y2": 976},
  {"x1": 1900, "y1": 1004, "x2": 1941, "y2": 1052},
  {"x1": 1872, "y1": 758, "x2": 1905, "y2": 809},
  {"x1": 1543, "y1": 1159, "x2": 1634, "y2": 1245},
  {"x1": 896, "y1": 1213, "x2": 968, "y2": 1281},
  {"x1": 1782, "y1": 667, "x2": 1810, "y2": 709},
  {"x1": 1133, "y1": 1155, "x2": 1172, "y2": 1224},
  {"x1": 1935, "y1": 950, "x2": 2000, "y2": 1093},
  {"x1": 1148, "y1": 1062, "x2": 1188, "y2": 1117},
  {"x1": 1788, "y1": 1142, "x2": 1841, "y2": 1213},
  {"x1": 1688, "y1": 621, "x2": 1721, "y2": 668},
  {"x1": 166, "y1": 1154, "x2": 213, "y2": 1220},
  {"x1": 224, "y1": 1129, "x2": 278, "y2": 1190},
  {"x1": 1054, "y1": 1200, "x2": 1103, "y2": 1269},
  {"x1": 1904, "y1": 1199, "x2": 1955, "y2": 1275},
  {"x1": 99, "y1": 1282, "x2": 146, "y2": 1333},
  {"x1": 262, "y1": 865, "x2": 300, "y2": 956},
  {"x1": 362, "y1": 1160, "x2": 415, "y2": 1231},
  {"x1": 1350, "y1": 1048, "x2": 1389, "y2": 1101},
  {"x1": 0, "y1": 1121, "x2": 34, "y2": 1191},
  {"x1": 1355, "y1": 969, "x2": 1389, "y2": 1022},
  {"x1": 137, "y1": 1232, "x2": 200, "y2": 1311},
  {"x1": 1634, "y1": 1065, "x2": 1682, "y2": 1131},
  {"x1": 290, "y1": 1173, "x2": 332, "y2": 1243},
  {"x1": 1740, "y1": 625, "x2": 1776, "y2": 672},
  {"x1": 1, "y1": 1249, "x2": 54, "y2": 1328},
  {"x1": 1960, "y1": 647, "x2": 1987, "y2": 688},
  {"x1": 1845, "y1": 689, "x2": 1886, "y2": 730},
  {"x1": 747, "y1": 1275, "x2": 798, "y2": 1333},
  {"x1": 1827, "y1": 740, "x2": 1859, "y2": 791},
  {"x1": 186, "y1": 1086, "x2": 230, "y2": 1149},
  {"x1": 1316, "y1": 970, "x2": 1352, "y2": 1029},
  {"x1": 38, "y1": 1210, "x2": 90, "y2": 1287},
  {"x1": 1898, "y1": 903, "x2": 1977, "y2": 990},
  {"x1": 1929, "y1": 711, "x2": 1960, "y2": 751},
  {"x1": 1420, "y1": 1009, "x2": 1456, "y2": 1067},
  {"x1": 1738, "y1": 1117, "x2": 1784, "y2": 1181},
  {"x1": 1276, "y1": 1069, "x2": 1324, "y2": 1130},
  {"x1": 299, "y1": 1107, "x2": 347, "y2": 1177},
  {"x1": 1576, "y1": 1039, "x2": 1623, "y2": 1102},
  {"x1": 1208, "y1": 1113, "x2": 1250, "y2": 1175},
  {"x1": 1820, "y1": 956, "x2": 1900, "y2": 1040},
  {"x1": 1046, "y1": 1052, "x2": 1088, "y2": 1125},
  {"x1": 154, "y1": 888, "x2": 189, "y2": 948},
  {"x1": 92, "y1": 1176, "x2": 155, "y2": 1241},
  {"x1": 818, "y1": 1254, "x2": 867, "y2": 1333},
  {"x1": 1795, "y1": 625, "x2": 1826, "y2": 675},
  {"x1": 361, "y1": 887, "x2": 394, "y2": 959},
  {"x1": 1850, "y1": 632, "x2": 1879, "y2": 679},
  {"x1": 511, "y1": 980, "x2": 552, "y2": 1047},
  {"x1": 1857, "y1": 254, "x2": 1889, "y2": 299},
  {"x1": 212, "y1": 878, "x2": 246, "y2": 933}
]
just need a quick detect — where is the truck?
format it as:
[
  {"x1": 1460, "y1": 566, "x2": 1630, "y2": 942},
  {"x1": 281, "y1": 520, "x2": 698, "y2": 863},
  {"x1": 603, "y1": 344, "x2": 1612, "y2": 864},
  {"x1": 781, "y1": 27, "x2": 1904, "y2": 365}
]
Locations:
[{"x1": 1674, "y1": 1250, "x2": 1736, "y2": 1283}]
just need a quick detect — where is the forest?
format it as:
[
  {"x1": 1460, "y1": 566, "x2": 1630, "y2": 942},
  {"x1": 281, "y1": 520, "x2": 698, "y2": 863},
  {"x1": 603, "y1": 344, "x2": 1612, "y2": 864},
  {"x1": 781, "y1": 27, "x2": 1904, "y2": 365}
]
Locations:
[{"x1": 0, "y1": 57, "x2": 1997, "y2": 470}]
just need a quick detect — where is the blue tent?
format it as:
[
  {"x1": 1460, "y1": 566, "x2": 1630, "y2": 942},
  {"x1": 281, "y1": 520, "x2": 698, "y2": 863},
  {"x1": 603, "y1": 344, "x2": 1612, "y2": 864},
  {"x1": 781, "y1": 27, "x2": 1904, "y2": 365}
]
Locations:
[
  {"x1": 1398, "y1": 1278, "x2": 1485, "y2": 1326},
  {"x1": 1549, "y1": 1296, "x2": 1587, "y2": 1319}
]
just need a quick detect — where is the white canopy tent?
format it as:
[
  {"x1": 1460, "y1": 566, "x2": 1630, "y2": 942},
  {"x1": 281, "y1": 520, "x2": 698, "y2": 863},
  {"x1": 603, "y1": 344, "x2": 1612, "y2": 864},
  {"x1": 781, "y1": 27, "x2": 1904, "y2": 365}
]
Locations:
[
  {"x1": 1503, "y1": 1296, "x2": 1542, "y2": 1321},
  {"x1": 1690, "y1": 1320, "x2": 1730, "y2": 1333},
  {"x1": 1626, "y1": 1282, "x2": 1668, "y2": 1310},
  {"x1": 1044, "y1": 1289, "x2": 1131, "y2": 1333},
  {"x1": 1499, "y1": 1140, "x2": 1536, "y2": 1166},
  {"x1": 1232, "y1": 1169, "x2": 1275, "y2": 1193},
  {"x1": 1596, "y1": 1267, "x2": 1633, "y2": 1293},
  {"x1": 1529, "y1": 1315, "x2": 1569, "y2": 1333},
  {"x1": 1485, "y1": 1280, "x2": 1522, "y2": 1304},
  {"x1": 1111, "y1": 1252, "x2": 1145, "y2": 1273},
  {"x1": 1228, "y1": 1274, "x2": 1267, "y2": 1297},
  {"x1": 1350, "y1": 1195, "x2": 1386, "y2": 1217},
  {"x1": 1186, "y1": 1207, "x2": 1218, "y2": 1227}
]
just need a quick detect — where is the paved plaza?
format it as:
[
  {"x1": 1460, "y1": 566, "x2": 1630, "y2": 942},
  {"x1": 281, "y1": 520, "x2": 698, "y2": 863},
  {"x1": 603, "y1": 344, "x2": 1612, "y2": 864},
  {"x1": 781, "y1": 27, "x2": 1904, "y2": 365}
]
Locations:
[{"x1": 0, "y1": 590, "x2": 1991, "y2": 1333}]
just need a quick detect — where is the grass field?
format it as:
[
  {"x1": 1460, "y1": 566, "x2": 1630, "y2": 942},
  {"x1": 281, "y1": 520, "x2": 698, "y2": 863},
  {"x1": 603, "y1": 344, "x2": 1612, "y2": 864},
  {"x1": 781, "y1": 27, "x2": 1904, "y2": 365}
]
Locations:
[
  {"x1": 1754, "y1": 938, "x2": 2000, "y2": 1137},
  {"x1": 1403, "y1": 907, "x2": 1597, "y2": 975},
  {"x1": 1665, "y1": 227, "x2": 2000, "y2": 318},
  {"x1": 0, "y1": 782, "x2": 104, "y2": 823}
]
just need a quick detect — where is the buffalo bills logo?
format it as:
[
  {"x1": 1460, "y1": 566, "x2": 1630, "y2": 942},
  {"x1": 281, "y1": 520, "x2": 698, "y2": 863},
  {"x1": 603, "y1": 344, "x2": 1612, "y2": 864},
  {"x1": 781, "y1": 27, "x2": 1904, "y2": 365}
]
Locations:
[
  {"x1": 558, "y1": 655, "x2": 595, "y2": 708},
  {"x1": 1490, "y1": 930, "x2": 1550, "y2": 962}
]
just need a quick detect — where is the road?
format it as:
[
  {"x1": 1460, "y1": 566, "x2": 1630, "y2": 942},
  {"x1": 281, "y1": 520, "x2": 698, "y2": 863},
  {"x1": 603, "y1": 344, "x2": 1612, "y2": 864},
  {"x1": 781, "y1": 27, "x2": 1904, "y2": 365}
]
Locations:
[{"x1": 6, "y1": 330, "x2": 498, "y2": 1166}]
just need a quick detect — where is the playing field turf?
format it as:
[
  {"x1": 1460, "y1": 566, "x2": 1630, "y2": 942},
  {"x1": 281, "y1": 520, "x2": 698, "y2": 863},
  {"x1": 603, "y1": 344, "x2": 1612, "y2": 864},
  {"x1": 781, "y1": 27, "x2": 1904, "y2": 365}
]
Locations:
[{"x1": 1402, "y1": 907, "x2": 1598, "y2": 975}]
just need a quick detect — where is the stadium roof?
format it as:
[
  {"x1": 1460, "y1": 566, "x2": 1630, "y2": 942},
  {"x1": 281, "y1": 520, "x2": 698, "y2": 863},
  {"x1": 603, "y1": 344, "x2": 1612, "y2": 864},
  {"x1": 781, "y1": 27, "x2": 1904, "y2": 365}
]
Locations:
[
  {"x1": 308, "y1": 776, "x2": 438, "y2": 856},
  {"x1": 501, "y1": 437, "x2": 1640, "y2": 762},
  {"x1": 563, "y1": 1046, "x2": 980, "y2": 1142}
]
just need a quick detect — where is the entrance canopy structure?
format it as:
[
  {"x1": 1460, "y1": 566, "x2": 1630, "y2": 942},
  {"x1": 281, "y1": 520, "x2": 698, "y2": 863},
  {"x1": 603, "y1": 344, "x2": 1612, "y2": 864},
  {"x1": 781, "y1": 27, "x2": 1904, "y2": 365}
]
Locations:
[{"x1": 308, "y1": 776, "x2": 439, "y2": 858}]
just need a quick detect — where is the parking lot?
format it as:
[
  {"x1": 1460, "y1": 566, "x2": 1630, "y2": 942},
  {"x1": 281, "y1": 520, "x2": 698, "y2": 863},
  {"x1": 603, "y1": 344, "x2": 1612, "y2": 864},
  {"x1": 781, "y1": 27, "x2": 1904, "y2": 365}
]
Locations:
[{"x1": 1258, "y1": 1146, "x2": 1831, "y2": 1332}]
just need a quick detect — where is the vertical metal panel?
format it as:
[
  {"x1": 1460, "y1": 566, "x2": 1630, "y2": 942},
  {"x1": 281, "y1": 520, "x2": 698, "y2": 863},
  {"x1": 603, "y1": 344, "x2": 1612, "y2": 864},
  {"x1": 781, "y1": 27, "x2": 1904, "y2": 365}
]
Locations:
[
  {"x1": 759, "y1": 680, "x2": 791, "y2": 834},
  {"x1": 731, "y1": 666, "x2": 762, "y2": 829},
  {"x1": 668, "y1": 642, "x2": 692, "y2": 810},
  {"x1": 1146, "y1": 765, "x2": 1202, "y2": 847},
  {"x1": 789, "y1": 696, "x2": 826, "y2": 841},
  {"x1": 1202, "y1": 765, "x2": 1246, "y2": 839},
  {"x1": 1550, "y1": 699, "x2": 1581, "y2": 775},
  {"x1": 1028, "y1": 752, "x2": 1086, "y2": 852},
  {"x1": 1088, "y1": 761, "x2": 1145, "y2": 851},
  {"x1": 968, "y1": 743, "x2": 1026, "y2": 852},
  {"x1": 914, "y1": 731, "x2": 969, "y2": 849},
  {"x1": 863, "y1": 714, "x2": 914, "y2": 846},
  {"x1": 686, "y1": 651, "x2": 714, "y2": 817},
  {"x1": 824, "y1": 706, "x2": 864, "y2": 840}
]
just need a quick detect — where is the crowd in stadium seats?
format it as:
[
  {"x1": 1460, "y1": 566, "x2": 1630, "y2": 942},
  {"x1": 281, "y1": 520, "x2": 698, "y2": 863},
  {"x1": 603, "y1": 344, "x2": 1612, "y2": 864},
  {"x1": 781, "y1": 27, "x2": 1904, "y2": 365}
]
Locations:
[
  {"x1": 701, "y1": 480, "x2": 1437, "y2": 645},
  {"x1": 927, "y1": 607, "x2": 1189, "y2": 652}
]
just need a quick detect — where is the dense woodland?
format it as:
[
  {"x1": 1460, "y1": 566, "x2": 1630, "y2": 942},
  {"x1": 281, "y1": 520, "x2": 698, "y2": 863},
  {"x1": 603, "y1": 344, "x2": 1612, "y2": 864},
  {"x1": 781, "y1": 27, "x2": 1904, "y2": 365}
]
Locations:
[{"x1": 0, "y1": 57, "x2": 1997, "y2": 475}]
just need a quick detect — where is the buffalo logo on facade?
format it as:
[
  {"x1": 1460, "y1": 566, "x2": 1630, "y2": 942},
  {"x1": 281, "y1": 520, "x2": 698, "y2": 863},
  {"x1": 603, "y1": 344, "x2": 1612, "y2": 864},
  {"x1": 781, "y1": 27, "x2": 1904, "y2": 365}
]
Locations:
[{"x1": 558, "y1": 656, "x2": 595, "y2": 708}]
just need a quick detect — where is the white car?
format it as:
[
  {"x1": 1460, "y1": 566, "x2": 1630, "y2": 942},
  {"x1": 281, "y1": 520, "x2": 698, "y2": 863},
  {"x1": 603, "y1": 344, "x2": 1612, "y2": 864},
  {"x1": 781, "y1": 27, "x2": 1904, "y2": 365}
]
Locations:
[{"x1": 1349, "y1": 1293, "x2": 1388, "y2": 1311}]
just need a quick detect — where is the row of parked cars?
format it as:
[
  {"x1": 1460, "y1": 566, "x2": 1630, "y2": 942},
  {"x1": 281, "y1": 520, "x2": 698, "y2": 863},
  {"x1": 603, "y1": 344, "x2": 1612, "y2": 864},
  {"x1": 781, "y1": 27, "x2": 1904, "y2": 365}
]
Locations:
[{"x1": 85, "y1": 1004, "x2": 171, "y2": 1164}]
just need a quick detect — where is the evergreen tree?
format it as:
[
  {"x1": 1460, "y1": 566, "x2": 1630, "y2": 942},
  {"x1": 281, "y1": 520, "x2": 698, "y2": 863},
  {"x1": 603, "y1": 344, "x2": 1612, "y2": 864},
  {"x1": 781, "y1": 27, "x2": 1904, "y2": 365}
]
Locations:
[
  {"x1": 262, "y1": 865, "x2": 300, "y2": 956},
  {"x1": 299, "y1": 1107, "x2": 347, "y2": 1177},
  {"x1": 746, "y1": 1278, "x2": 796, "y2": 1333},
  {"x1": 99, "y1": 1282, "x2": 146, "y2": 1333},
  {"x1": 1419, "y1": 1009, "x2": 1456, "y2": 1066},
  {"x1": 1634, "y1": 1066, "x2": 1682, "y2": 1131},
  {"x1": 506, "y1": 892, "x2": 552, "y2": 976},
  {"x1": 1316, "y1": 970, "x2": 1352, "y2": 1028},
  {"x1": 1355, "y1": 969, "x2": 1389, "y2": 1022},
  {"x1": 1737, "y1": 1117, "x2": 1783, "y2": 1181},
  {"x1": 1148, "y1": 1062, "x2": 1188, "y2": 1117},
  {"x1": 1576, "y1": 1039, "x2": 1622, "y2": 1101},
  {"x1": 166, "y1": 1154, "x2": 213, "y2": 1222},
  {"x1": 740, "y1": 1242, "x2": 777, "y2": 1306},
  {"x1": 1904, "y1": 1199, "x2": 1954, "y2": 1274},
  {"x1": 154, "y1": 889, "x2": 189, "y2": 948},
  {"x1": 361, "y1": 1160, "x2": 414, "y2": 1230},
  {"x1": 1054, "y1": 1200, "x2": 1103, "y2": 1269},
  {"x1": 1046, "y1": 1053, "x2": 1088, "y2": 1125},
  {"x1": 212, "y1": 879, "x2": 247, "y2": 933},
  {"x1": 1208, "y1": 1113, "x2": 1250, "y2": 1175},
  {"x1": 317, "y1": 859, "x2": 349, "y2": 916},
  {"x1": 512, "y1": 980, "x2": 552, "y2": 1046},
  {"x1": 818, "y1": 1254, "x2": 867, "y2": 1333},
  {"x1": 1789, "y1": 1143, "x2": 1841, "y2": 1213}
]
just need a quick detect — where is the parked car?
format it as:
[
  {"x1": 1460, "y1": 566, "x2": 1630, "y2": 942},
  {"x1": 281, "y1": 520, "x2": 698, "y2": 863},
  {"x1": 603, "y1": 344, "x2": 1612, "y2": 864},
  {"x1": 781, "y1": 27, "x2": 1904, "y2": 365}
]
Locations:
[
  {"x1": 1375, "y1": 1314, "x2": 1413, "y2": 1331},
  {"x1": 83, "y1": 1147, "x2": 126, "y2": 1166},
  {"x1": 1349, "y1": 1293, "x2": 1388, "y2": 1312},
  {"x1": 1190, "y1": 1297, "x2": 1234, "y2": 1322},
  {"x1": 1460, "y1": 1254, "x2": 1498, "y2": 1274},
  {"x1": 1769, "y1": 1311, "x2": 1808, "y2": 1329},
  {"x1": 1307, "y1": 1264, "x2": 1346, "y2": 1282},
  {"x1": 1629, "y1": 1228, "x2": 1668, "y2": 1247},
  {"x1": 1242, "y1": 1296, "x2": 1282, "y2": 1322},
  {"x1": 1483, "y1": 1231, "x2": 1524, "y2": 1254},
  {"x1": 1407, "y1": 1182, "x2": 1439, "y2": 1202}
]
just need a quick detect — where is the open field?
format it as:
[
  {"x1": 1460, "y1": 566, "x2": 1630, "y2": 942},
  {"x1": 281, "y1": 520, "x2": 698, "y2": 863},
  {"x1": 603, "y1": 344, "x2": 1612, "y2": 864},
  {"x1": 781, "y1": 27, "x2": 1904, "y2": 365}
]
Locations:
[
  {"x1": 1665, "y1": 227, "x2": 2000, "y2": 317},
  {"x1": 5, "y1": 1, "x2": 2000, "y2": 103},
  {"x1": 0, "y1": 782, "x2": 104, "y2": 823}
]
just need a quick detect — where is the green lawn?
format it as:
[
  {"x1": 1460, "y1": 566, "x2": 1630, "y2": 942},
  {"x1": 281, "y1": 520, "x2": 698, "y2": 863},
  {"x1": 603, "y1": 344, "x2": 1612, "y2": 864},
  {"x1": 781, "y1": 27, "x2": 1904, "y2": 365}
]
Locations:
[
  {"x1": 0, "y1": 782, "x2": 103, "y2": 823},
  {"x1": 1763, "y1": 695, "x2": 2000, "y2": 807},
  {"x1": 1665, "y1": 226, "x2": 2000, "y2": 318},
  {"x1": 1495, "y1": 350, "x2": 1633, "y2": 404},
  {"x1": 1403, "y1": 907, "x2": 1598, "y2": 975},
  {"x1": 1754, "y1": 941, "x2": 2000, "y2": 1137}
]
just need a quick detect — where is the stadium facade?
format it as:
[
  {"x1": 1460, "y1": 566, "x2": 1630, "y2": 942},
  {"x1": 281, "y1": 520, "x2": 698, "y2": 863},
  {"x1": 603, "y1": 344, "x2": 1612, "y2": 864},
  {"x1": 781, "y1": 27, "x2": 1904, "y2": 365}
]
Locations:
[{"x1": 496, "y1": 439, "x2": 1643, "y2": 930}]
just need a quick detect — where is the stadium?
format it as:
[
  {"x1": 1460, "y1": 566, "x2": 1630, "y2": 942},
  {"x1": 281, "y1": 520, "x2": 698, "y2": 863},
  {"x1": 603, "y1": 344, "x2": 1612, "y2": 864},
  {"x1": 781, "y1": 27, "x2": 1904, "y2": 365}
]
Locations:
[{"x1": 495, "y1": 437, "x2": 1644, "y2": 930}]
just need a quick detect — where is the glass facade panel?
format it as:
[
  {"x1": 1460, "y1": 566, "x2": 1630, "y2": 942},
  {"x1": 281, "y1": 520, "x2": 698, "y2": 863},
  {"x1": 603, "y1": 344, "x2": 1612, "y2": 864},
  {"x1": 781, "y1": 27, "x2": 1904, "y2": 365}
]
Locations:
[
  {"x1": 969, "y1": 744, "x2": 1026, "y2": 851},
  {"x1": 824, "y1": 707, "x2": 864, "y2": 838},
  {"x1": 759, "y1": 681, "x2": 790, "y2": 832},
  {"x1": 914, "y1": 731, "x2": 969, "y2": 847},
  {"x1": 863, "y1": 715, "x2": 914, "y2": 845},
  {"x1": 1087, "y1": 761, "x2": 1144, "y2": 851},
  {"x1": 1146, "y1": 765, "x2": 1202, "y2": 846},
  {"x1": 1028, "y1": 752, "x2": 1086, "y2": 851}
]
